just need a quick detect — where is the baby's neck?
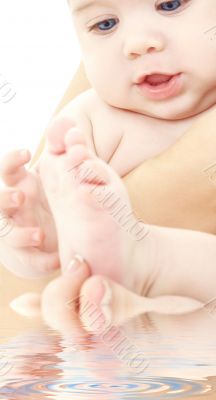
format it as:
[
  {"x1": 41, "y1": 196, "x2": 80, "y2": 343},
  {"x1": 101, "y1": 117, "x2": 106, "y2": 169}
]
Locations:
[
  {"x1": 144, "y1": 102, "x2": 216, "y2": 145},
  {"x1": 183, "y1": 102, "x2": 216, "y2": 124}
]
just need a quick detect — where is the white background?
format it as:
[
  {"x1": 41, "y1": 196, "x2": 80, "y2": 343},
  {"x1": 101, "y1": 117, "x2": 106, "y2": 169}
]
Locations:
[{"x1": 0, "y1": 0, "x2": 81, "y2": 159}]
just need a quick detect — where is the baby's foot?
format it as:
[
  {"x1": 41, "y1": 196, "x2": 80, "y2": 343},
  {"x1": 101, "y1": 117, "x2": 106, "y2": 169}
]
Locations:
[{"x1": 40, "y1": 131, "x2": 150, "y2": 287}]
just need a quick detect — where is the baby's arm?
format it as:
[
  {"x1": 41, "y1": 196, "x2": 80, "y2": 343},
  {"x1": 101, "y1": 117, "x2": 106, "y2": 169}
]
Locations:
[{"x1": 124, "y1": 109, "x2": 216, "y2": 234}]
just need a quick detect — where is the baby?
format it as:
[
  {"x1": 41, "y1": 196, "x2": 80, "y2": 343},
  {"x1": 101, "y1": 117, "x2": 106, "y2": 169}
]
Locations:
[{"x1": 1, "y1": 0, "x2": 216, "y2": 302}]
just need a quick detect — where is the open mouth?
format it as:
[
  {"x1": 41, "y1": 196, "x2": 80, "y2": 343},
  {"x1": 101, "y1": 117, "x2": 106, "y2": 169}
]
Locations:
[
  {"x1": 144, "y1": 74, "x2": 173, "y2": 86},
  {"x1": 136, "y1": 73, "x2": 183, "y2": 100}
]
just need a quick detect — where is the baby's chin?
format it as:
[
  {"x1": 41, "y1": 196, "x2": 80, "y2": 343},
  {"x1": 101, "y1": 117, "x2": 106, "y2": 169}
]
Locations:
[
  {"x1": 140, "y1": 108, "x2": 197, "y2": 121},
  {"x1": 126, "y1": 100, "x2": 209, "y2": 121}
]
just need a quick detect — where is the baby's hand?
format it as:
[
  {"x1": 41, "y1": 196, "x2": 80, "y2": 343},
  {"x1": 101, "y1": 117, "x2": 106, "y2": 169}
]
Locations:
[{"x1": 0, "y1": 149, "x2": 59, "y2": 278}]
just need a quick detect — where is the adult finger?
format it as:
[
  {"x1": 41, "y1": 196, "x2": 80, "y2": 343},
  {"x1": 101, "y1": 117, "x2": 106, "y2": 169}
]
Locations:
[
  {"x1": 0, "y1": 188, "x2": 24, "y2": 210},
  {"x1": 41, "y1": 255, "x2": 91, "y2": 334},
  {"x1": 2, "y1": 226, "x2": 44, "y2": 248},
  {"x1": 0, "y1": 241, "x2": 60, "y2": 278}
]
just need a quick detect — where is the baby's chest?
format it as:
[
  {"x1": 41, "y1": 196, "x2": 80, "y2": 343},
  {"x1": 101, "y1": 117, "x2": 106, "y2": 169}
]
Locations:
[
  {"x1": 107, "y1": 124, "x2": 158, "y2": 177},
  {"x1": 92, "y1": 109, "x2": 178, "y2": 177}
]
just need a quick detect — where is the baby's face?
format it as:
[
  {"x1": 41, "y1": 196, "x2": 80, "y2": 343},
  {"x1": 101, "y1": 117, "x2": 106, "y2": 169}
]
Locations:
[{"x1": 70, "y1": 0, "x2": 216, "y2": 120}]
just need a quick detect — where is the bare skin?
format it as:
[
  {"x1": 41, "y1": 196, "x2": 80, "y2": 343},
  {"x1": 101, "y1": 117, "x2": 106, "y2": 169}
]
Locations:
[
  {"x1": 6, "y1": 265, "x2": 216, "y2": 394},
  {"x1": 39, "y1": 130, "x2": 136, "y2": 285},
  {"x1": 125, "y1": 109, "x2": 216, "y2": 234},
  {"x1": 1, "y1": 1, "x2": 216, "y2": 282},
  {"x1": 37, "y1": 127, "x2": 216, "y2": 305},
  {"x1": 0, "y1": 108, "x2": 216, "y2": 277},
  {"x1": 0, "y1": 149, "x2": 59, "y2": 278}
]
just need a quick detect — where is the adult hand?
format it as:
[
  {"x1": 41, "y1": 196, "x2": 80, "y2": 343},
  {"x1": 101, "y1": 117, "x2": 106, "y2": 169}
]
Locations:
[{"x1": 124, "y1": 108, "x2": 216, "y2": 234}]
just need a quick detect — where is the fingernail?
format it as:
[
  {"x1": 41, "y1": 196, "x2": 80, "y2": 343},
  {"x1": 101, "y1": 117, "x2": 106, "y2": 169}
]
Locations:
[{"x1": 64, "y1": 254, "x2": 85, "y2": 274}]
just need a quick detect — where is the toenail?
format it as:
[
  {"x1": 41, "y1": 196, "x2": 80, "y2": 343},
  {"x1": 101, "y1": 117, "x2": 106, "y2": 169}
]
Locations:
[
  {"x1": 65, "y1": 128, "x2": 77, "y2": 138},
  {"x1": 32, "y1": 231, "x2": 41, "y2": 243},
  {"x1": 63, "y1": 254, "x2": 85, "y2": 274},
  {"x1": 11, "y1": 191, "x2": 21, "y2": 206},
  {"x1": 65, "y1": 128, "x2": 86, "y2": 143}
]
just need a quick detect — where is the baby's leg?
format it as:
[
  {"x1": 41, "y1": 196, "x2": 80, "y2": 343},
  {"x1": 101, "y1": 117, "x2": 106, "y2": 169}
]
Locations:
[
  {"x1": 143, "y1": 225, "x2": 216, "y2": 303},
  {"x1": 40, "y1": 128, "x2": 216, "y2": 302}
]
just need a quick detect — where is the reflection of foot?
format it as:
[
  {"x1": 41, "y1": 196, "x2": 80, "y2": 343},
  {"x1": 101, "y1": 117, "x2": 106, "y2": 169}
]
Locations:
[
  {"x1": 40, "y1": 127, "x2": 146, "y2": 284},
  {"x1": 78, "y1": 274, "x2": 204, "y2": 333}
]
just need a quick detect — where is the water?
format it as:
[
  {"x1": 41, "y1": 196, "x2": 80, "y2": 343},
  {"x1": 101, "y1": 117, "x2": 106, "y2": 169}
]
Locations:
[{"x1": 1, "y1": 305, "x2": 216, "y2": 399}]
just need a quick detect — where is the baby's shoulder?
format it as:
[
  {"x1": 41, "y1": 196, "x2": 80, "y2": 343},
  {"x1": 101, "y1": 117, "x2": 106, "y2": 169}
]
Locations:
[
  {"x1": 56, "y1": 89, "x2": 99, "y2": 152},
  {"x1": 59, "y1": 88, "x2": 97, "y2": 116},
  {"x1": 60, "y1": 87, "x2": 131, "y2": 126},
  {"x1": 58, "y1": 89, "x2": 152, "y2": 165},
  {"x1": 83, "y1": 90, "x2": 133, "y2": 160},
  {"x1": 60, "y1": 88, "x2": 128, "y2": 157}
]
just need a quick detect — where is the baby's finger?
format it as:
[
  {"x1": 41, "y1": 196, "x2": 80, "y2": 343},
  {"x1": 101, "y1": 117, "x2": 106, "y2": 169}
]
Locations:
[
  {"x1": 0, "y1": 242, "x2": 60, "y2": 279},
  {"x1": 2, "y1": 226, "x2": 44, "y2": 248},
  {"x1": 0, "y1": 188, "x2": 24, "y2": 210},
  {"x1": 26, "y1": 250, "x2": 60, "y2": 278},
  {"x1": 0, "y1": 149, "x2": 31, "y2": 185}
]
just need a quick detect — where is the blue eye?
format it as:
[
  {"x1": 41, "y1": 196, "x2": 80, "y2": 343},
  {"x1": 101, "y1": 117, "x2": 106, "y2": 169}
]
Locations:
[
  {"x1": 90, "y1": 18, "x2": 118, "y2": 33},
  {"x1": 158, "y1": 0, "x2": 182, "y2": 11}
]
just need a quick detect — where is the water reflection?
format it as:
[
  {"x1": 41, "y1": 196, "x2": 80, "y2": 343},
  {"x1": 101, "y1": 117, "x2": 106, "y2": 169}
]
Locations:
[
  {"x1": 0, "y1": 306, "x2": 216, "y2": 399},
  {"x1": 0, "y1": 377, "x2": 211, "y2": 399}
]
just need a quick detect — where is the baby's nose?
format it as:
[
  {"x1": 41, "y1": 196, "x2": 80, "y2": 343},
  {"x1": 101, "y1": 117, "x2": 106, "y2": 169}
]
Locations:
[{"x1": 123, "y1": 31, "x2": 165, "y2": 60}]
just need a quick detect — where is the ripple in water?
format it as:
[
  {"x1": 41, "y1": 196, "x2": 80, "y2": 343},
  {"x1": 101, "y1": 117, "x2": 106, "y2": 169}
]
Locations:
[{"x1": 0, "y1": 376, "x2": 211, "y2": 399}]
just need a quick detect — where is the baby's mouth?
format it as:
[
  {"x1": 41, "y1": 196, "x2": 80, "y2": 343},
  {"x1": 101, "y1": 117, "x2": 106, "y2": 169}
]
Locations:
[
  {"x1": 144, "y1": 74, "x2": 173, "y2": 86},
  {"x1": 135, "y1": 72, "x2": 183, "y2": 100}
]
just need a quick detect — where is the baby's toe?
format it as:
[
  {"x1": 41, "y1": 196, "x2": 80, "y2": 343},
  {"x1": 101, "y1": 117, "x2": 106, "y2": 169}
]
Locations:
[
  {"x1": 66, "y1": 144, "x2": 91, "y2": 172},
  {"x1": 64, "y1": 128, "x2": 87, "y2": 151},
  {"x1": 66, "y1": 146, "x2": 110, "y2": 187},
  {"x1": 46, "y1": 116, "x2": 76, "y2": 154}
]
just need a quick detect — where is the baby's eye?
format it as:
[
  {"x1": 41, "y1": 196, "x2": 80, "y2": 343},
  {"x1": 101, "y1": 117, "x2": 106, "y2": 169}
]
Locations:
[
  {"x1": 156, "y1": 0, "x2": 187, "y2": 12},
  {"x1": 89, "y1": 18, "x2": 118, "y2": 33}
]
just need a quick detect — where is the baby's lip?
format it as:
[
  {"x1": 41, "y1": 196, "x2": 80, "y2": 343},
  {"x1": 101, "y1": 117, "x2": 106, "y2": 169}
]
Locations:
[{"x1": 135, "y1": 72, "x2": 179, "y2": 85}]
